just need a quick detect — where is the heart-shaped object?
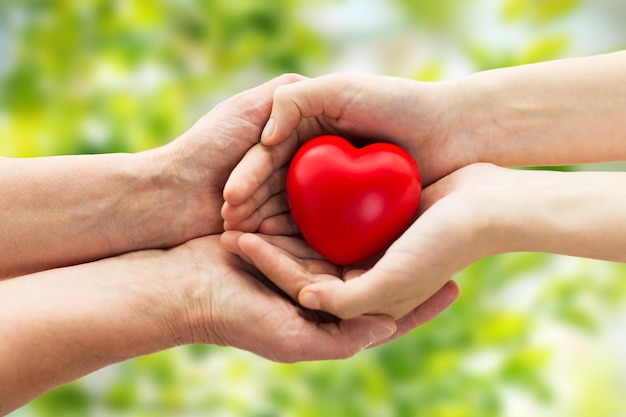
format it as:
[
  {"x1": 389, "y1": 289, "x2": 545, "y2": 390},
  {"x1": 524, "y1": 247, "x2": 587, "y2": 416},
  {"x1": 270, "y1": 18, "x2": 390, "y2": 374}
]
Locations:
[{"x1": 286, "y1": 135, "x2": 422, "y2": 265}]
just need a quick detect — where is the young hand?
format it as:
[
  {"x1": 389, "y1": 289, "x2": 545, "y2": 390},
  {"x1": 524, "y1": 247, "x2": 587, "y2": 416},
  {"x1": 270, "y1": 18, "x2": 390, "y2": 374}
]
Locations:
[
  {"x1": 221, "y1": 73, "x2": 468, "y2": 233},
  {"x1": 220, "y1": 230, "x2": 460, "y2": 329},
  {"x1": 222, "y1": 162, "x2": 626, "y2": 320},
  {"x1": 222, "y1": 52, "x2": 626, "y2": 234}
]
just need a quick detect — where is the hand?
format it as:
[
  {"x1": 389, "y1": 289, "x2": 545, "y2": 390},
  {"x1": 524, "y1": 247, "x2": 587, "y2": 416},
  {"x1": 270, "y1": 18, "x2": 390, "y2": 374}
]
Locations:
[
  {"x1": 0, "y1": 235, "x2": 401, "y2": 413},
  {"x1": 221, "y1": 73, "x2": 471, "y2": 232},
  {"x1": 222, "y1": 161, "x2": 626, "y2": 320},
  {"x1": 0, "y1": 74, "x2": 308, "y2": 278},
  {"x1": 222, "y1": 164, "x2": 507, "y2": 320},
  {"x1": 223, "y1": 53, "x2": 626, "y2": 233},
  {"x1": 147, "y1": 73, "x2": 306, "y2": 240},
  {"x1": 171, "y1": 235, "x2": 399, "y2": 362},
  {"x1": 284, "y1": 163, "x2": 501, "y2": 319},
  {"x1": 220, "y1": 231, "x2": 460, "y2": 330}
]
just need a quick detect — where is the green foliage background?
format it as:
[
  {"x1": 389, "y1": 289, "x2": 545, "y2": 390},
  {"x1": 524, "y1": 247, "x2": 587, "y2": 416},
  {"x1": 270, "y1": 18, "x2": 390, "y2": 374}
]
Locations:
[{"x1": 2, "y1": 1, "x2": 626, "y2": 416}]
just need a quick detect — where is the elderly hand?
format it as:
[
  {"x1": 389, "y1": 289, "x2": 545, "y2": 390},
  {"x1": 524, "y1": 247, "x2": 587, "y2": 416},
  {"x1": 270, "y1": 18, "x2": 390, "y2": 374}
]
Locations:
[
  {"x1": 0, "y1": 74, "x2": 304, "y2": 277},
  {"x1": 0, "y1": 234, "x2": 399, "y2": 414}
]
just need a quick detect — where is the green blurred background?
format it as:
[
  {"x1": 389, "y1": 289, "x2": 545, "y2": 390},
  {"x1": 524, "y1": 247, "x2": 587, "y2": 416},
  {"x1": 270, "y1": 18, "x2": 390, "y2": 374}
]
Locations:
[{"x1": 2, "y1": 0, "x2": 626, "y2": 416}]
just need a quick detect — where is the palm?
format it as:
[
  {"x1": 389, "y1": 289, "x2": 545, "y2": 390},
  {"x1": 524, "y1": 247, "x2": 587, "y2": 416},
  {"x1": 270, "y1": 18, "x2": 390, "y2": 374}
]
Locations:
[
  {"x1": 153, "y1": 75, "x2": 304, "y2": 238},
  {"x1": 219, "y1": 231, "x2": 460, "y2": 343},
  {"x1": 179, "y1": 235, "x2": 393, "y2": 362}
]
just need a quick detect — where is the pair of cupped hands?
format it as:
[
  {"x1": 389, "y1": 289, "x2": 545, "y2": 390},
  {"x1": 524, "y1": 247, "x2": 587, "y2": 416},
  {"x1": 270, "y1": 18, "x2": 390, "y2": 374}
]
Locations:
[{"x1": 209, "y1": 73, "x2": 490, "y2": 356}]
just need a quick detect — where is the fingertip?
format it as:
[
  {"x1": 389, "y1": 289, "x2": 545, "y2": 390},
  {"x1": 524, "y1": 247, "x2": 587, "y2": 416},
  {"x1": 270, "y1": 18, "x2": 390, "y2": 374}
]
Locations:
[
  {"x1": 223, "y1": 182, "x2": 246, "y2": 207},
  {"x1": 393, "y1": 280, "x2": 462, "y2": 337},
  {"x1": 337, "y1": 314, "x2": 396, "y2": 354},
  {"x1": 237, "y1": 232, "x2": 266, "y2": 257},
  {"x1": 221, "y1": 201, "x2": 233, "y2": 224},
  {"x1": 298, "y1": 290, "x2": 321, "y2": 311},
  {"x1": 274, "y1": 72, "x2": 308, "y2": 86},
  {"x1": 222, "y1": 220, "x2": 236, "y2": 232},
  {"x1": 442, "y1": 280, "x2": 461, "y2": 306},
  {"x1": 220, "y1": 230, "x2": 244, "y2": 252},
  {"x1": 260, "y1": 118, "x2": 276, "y2": 144},
  {"x1": 260, "y1": 130, "x2": 285, "y2": 147},
  {"x1": 299, "y1": 280, "x2": 364, "y2": 320},
  {"x1": 221, "y1": 201, "x2": 250, "y2": 228}
]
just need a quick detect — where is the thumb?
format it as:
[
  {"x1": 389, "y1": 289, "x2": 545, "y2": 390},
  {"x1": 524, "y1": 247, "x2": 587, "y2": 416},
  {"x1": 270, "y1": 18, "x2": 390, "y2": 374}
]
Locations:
[
  {"x1": 298, "y1": 268, "x2": 393, "y2": 320},
  {"x1": 261, "y1": 75, "x2": 341, "y2": 146}
]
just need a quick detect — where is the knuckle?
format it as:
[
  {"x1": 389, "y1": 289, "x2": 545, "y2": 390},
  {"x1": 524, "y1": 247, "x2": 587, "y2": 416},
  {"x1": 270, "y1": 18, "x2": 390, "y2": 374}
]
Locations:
[{"x1": 277, "y1": 72, "x2": 305, "y2": 85}]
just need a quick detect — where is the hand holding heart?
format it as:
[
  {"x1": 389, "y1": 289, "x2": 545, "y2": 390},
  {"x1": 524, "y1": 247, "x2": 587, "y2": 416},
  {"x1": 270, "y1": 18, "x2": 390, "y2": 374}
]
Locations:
[
  {"x1": 223, "y1": 55, "x2": 626, "y2": 322},
  {"x1": 222, "y1": 158, "x2": 504, "y2": 321},
  {"x1": 221, "y1": 74, "x2": 468, "y2": 321},
  {"x1": 222, "y1": 154, "x2": 498, "y2": 321}
]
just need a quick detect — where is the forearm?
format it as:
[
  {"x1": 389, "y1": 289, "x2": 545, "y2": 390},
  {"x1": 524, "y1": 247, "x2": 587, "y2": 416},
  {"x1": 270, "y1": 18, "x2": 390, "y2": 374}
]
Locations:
[
  {"x1": 0, "y1": 248, "x2": 188, "y2": 414},
  {"x1": 451, "y1": 51, "x2": 626, "y2": 167},
  {"x1": 486, "y1": 169, "x2": 626, "y2": 262},
  {"x1": 0, "y1": 151, "x2": 195, "y2": 278}
]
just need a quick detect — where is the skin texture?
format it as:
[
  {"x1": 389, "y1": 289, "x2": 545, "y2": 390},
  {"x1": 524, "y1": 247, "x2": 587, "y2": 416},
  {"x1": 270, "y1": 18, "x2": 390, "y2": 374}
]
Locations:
[
  {"x1": 0, "y1": 74, "x2": 459, "y2": 414},
  {"x1": 0, "y1": 235, "x2": 401, "y2": 414},
  {"x1": 0, "y1": 74, "x2": 307, "y2": 278},
  {"x1": 222, "y1": 51, "x2": 626, "y2": 320}
]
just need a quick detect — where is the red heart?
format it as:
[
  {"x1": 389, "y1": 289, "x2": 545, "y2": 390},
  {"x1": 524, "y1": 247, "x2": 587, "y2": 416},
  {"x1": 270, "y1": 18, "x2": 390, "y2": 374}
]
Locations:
[{"x1": 286, "y1": 135, "x2": 422, "y2": 265}]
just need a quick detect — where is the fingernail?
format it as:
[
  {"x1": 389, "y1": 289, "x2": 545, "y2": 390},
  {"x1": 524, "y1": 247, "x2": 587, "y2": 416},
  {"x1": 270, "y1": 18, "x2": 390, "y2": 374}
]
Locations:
[
  {"x1": 261, "y1": 118, "x2": 275, "y2": 142},
  {"x1": 299, "y1": 291, "x2": 321, "y2": 310},
  {"x1": 369, "y1": 324, "x2": 396, "y2": 345}
]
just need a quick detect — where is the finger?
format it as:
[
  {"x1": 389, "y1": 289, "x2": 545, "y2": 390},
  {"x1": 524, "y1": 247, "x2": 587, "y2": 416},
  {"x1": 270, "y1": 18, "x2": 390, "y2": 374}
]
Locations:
[
  {"x1": 247, "y1": 233, "x2": 324, "y2": 260},
  {"x1": 225, "y1": 86, "x2": 336, "y2": 208},
  {"x1": 257, "y1": 213, "x2": 299, "y2": 236},
  {"x1": 237, "y1": 233, "x2": 339, "y2": 301},
  {"x1": 276, "y1": 314, "x2": 396, "y2": 362},
  {"x1": 222, "y1": 166, "x2": 288, "y2": 225},
  {"x1": 224, "y1": 192, "x2": 290, "y2": 233},
  {"x1": 366, "y1": 280, "x2": 460, "y2": 349},
  {"x1": 223, "y1": 131, "x2": 300, "y2": 206},
  {"x1": 220, "y1": 231, "x2": 254, "y2": 264},
  {"x1": 221, "y1": 231, "x2": 324, "y2": 274},
  {"x1": 296, "y1": 260, "x2": 401, "y2": 319},
  {"x1": 210, "y1": 73, "x2": 306, "y2": 130},
  {"x1": 261, "y1": 76, "x2": 350, "y2": 146},
  {"x1": 238, "y1": 232, "x2": 337, "y2": 275},
  {"x1": 297, "y1": 250, "x2": 448, "y2": 320},
  {"x1": 342, "y1": 268, "x2": 368, "y2": 281}
]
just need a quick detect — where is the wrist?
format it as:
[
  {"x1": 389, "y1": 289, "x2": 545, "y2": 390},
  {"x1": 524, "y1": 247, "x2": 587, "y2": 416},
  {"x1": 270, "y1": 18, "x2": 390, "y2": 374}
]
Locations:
[
  {"x1": 143, "y1": 139, "x2": 226, "y2": 244},
  {"x1": 434, "y1": 164, "x2": 528, "y2": 260},
  {"x1": 444, "y1": 73, "x2": 510, "y2": 167},
  {"x1": 155, "y1": 236, "x2": 227, "y2": 346},
  {"x1": 0, "y1": 152, "x2": 195, "y2": 277},
  {"x1": 450, "y1": 54, "x2": 626, "y2": 169},
  {"x1": 404, "y1": 79, "x2": 481, "y2": 184},
  {"x1": 116, "y1": 245, "x2": 201, "y2": 348},
  {"x1": 136, "y1": 144, "x2": 218, "y2": 248}
]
